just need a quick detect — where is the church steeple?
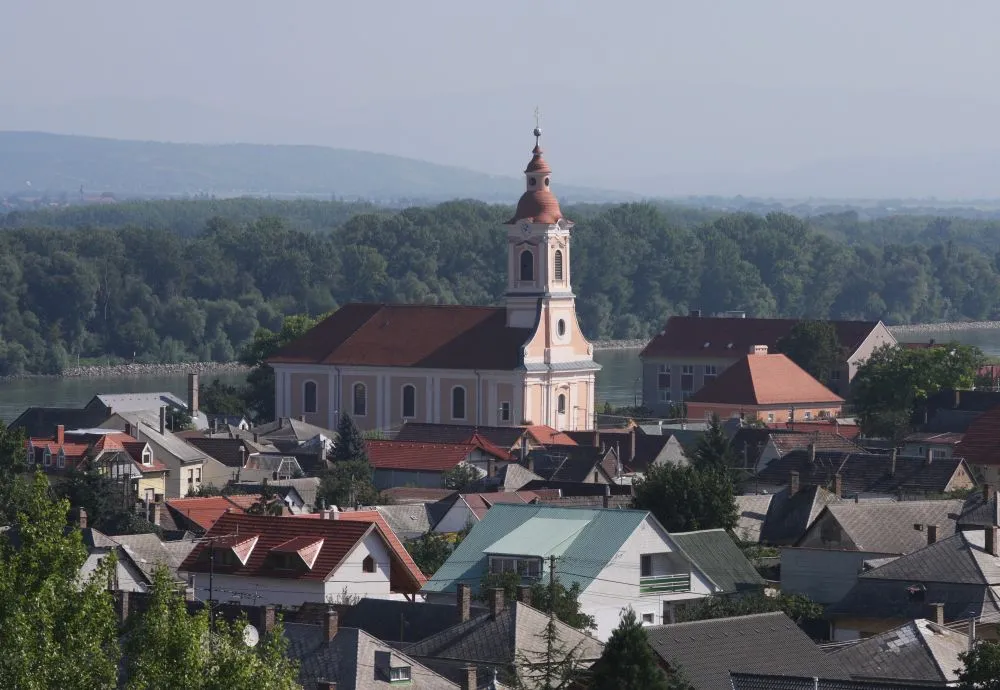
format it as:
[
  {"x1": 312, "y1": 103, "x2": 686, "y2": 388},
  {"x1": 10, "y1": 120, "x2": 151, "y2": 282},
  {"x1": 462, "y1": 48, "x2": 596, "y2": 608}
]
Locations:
[{"x1": 505, "y1": 125, "x2": 573, "y2": 328}]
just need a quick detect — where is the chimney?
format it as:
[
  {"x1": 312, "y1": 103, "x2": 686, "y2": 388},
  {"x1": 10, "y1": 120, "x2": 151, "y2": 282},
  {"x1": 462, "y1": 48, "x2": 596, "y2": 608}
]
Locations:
[
  {"x1": 299, "y1": 415, "x2": 305, "y2": 422},
  {"x1": 927, "y1": 524, "x2": 938, "y2": 545},
  {"x1": 76, "y1": 507, "x2": 88, "y2": 530},
  {"x1": 833, "y1": 473, "x2": 843, "y2": 498},
  {"x1": 969, "y1": 618, "x2": 977, "y2": 651},
  {"x1": 749, "y1": 344, "x2": 768, "y2": 355},
  {"x1": 116, "y1": 591, "x2": 130, "y2": 625},
  {"x1": 984, "y1": 484, "x2": 996, "y2": 503},
  {"x1": 602, "y1": 483, "x2": 611, "y2": 509},
  {"x1": 151, "y1": 503, "x2": 161, "y2": 527},
  {"x1": 890, "y1": 448, "x2": 897, "y2": 478},
  {"x1": 954, "y1": 389, "x2": 961, "y2": 409},
  {"x1": 526, "y1": 452, "x2": 534, "y2": 474},
  {"x1": 256, "y1": 605, "x2": 276, "y2": 634},
  {"x1": 457, "y1": 583, "x2": 471, "y2": 623},
  {"x1": 517, "y1": 585, "x2": 532, "y2": 607},
  {"x1": 931, "y1": 602, "x2": 945, "y2": 625},
  {"x1": 520, "y1": 434, "x2": 529, "y2": 462},
  {"x1": 323, "y1": 608, "x2": 339, "y2": 641},
  {"x1": 629, "y1": 427, "x2": 637, "y2": 464},
  {"x1": 808, "y1": 443, "x2": 816, "y2": 463},
  {"x1": 159, "y1": 406, "x2": 167, "y2": 435},
  {"x1": 462, "y1": 666, "x2": 477, "y2": 690},
  {"x1": 188, "y1": 373, "x2": 199, "y2": 416},
  {"x1": 487, "y1": 457, "x2": 495, "y2": 479},
  {"x1": 593, "y1": 429, "x2": 600, "y2": 448},
  {"x1": 278, "y1": 418, "x2": 284, "y2": 429},
  {"x1": 925, "y1": 446, "x2": 934, "y2": 465},
  {"x1": 688, "y1": 309, "x2": 702, "y2": 317},
  {"x1": 56, "y1": 424, "x2": 65, "y2": 446},
  {"x1": 986, "y1": 526, "x2": 997, "y2": 556},
  {"x1": 789, "y1": 470, "x2": 800, "y2": 496},
  {"x1": 489, "y1": 587, "x2": 505, "y2": 619}
]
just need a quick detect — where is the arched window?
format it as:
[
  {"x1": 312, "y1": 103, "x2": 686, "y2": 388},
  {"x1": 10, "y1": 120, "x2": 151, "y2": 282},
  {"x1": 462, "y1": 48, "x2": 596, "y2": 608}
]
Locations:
[
  {"x1": 303, "y1": 381, "x2": 317, "y2": 414},
  {"x1": 362, "y1": 555, "x2": 376, "y2": 573},
  {"x1": 519, "y1": 250, "x2": 534, "y2": 281},
  {"x1": 554, "y1": 249, "x2": 564, "y2": 281},
  {"x1": 452, "y1": 387, "x2": 467, "y2": 420},
  {"x1": 353, "y1": 383, "x2": 367, "y2": 417},
  {"x1": 402, "y1": 384, "x2": 416, "y2": 419},
  {"x1": 557, "y1": 394, "x2": 567, "y2": 415}
]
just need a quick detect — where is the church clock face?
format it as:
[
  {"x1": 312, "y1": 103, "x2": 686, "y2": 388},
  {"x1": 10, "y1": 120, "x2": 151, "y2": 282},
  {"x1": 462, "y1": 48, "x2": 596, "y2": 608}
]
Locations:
[{"x1": 519, "y1": 220, "x2": 531, "y2": 235}]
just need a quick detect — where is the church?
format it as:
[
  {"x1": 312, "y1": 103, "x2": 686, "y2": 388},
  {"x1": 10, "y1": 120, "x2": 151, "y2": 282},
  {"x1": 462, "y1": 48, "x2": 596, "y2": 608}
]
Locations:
[{"x1": 268, "y1": 128, "x2": 599, "y2": 432}]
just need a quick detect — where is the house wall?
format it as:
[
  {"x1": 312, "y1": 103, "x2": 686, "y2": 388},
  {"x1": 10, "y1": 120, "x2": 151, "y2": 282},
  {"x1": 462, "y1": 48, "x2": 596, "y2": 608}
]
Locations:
[
  {"x1": 945, "y1": 463, "x2": 976, "y2": 492},
  {"x1": 200, "y1": 457, "x2": 235, "y2": 490},
  {"x1": 781, "y1": 548, "x2": 894, "y2": 605},
  {"x1": 685, "y1": 402, "x2": 843, "y2": 424},
  {"x1": 289, "y1": 372, "x2": 329, "y2": 429},
  {"x1": 433, "y1": 501, "x2": 476, "y2": 534},
  {"x1": 372, "y1": 468, "x2": 450, "y2": 491},
  {"x1": 847, "y1": 322, "x2": 897, "y2": 382},
  {"x1": 136, "y1": 474, "x2": 167, "y2": 499},
  {"x1": 324, "y1": 531, "x2": 394, "y2": 601},
  {"x1": 580, "y1": 515, "x2": 713, "y2": 641},
  {"x1": 901, "y1": 442, "x2": 956, "y2": 460}
]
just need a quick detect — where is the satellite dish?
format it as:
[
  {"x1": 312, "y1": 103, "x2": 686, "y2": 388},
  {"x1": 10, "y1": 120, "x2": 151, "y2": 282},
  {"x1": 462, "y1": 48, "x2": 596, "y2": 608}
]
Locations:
[{"x1": 243, "y1": 623, "x2": 259, "y2": 647}]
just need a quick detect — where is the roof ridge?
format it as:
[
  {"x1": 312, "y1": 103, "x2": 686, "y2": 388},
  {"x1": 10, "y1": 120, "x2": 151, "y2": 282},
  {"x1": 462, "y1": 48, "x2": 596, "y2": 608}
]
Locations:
[{"x1": 651, "y1": 610, "x2": 787, "y2": 629}]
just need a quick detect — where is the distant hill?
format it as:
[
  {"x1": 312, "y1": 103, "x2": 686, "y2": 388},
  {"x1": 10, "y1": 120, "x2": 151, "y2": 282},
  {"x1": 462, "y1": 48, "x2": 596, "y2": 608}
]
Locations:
[{"x1": 0, "y1": 131, "x2": 628, "y2": 203}]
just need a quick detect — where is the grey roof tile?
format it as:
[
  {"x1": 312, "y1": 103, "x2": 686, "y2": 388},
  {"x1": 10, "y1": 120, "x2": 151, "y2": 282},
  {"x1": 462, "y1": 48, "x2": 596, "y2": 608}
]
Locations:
[
  {"x1": 800, "y1": 500, "x2": 964, "y2": 553},
  {"x1": 730, "y1": 672, "x2": 939, "y2": 690},
  {"x1": 761, "y1": 486, "x2": 842, "y2": 546},
  {"x1": 670, "y1": 529, "x2": 765, "y2": 593},
  {"x1": 646, "y1": 612, "x2": 849, "y2": 690}
]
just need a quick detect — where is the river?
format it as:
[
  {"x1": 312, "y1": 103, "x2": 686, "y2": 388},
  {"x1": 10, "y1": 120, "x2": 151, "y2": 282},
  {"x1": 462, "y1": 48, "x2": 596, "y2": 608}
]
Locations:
[{"x1": 1, "y1": 326, "x2": 997, "y2": 424}]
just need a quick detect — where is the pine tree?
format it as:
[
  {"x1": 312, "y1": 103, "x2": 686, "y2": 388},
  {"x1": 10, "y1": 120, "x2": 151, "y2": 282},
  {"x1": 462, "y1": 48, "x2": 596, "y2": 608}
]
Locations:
[
  {"x1": 332, "y1": 411, "x2": 368, "y2": 463},
  {"x1": 691, "y1": 413, "x2": 736, "y2": 471},
  {"x1": 591, "y1": 608, "x2": 680, "y2": 690}
]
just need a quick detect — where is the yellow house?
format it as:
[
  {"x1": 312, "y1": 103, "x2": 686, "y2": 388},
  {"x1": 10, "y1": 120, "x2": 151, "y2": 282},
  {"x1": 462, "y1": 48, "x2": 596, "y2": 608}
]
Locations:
[{"x1": 269, "y1": 128, "x2": 599, "y2": 433}]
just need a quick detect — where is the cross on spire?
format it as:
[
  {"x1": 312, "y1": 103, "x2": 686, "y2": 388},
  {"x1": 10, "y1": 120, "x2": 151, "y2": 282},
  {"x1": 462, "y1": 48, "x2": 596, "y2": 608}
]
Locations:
[{"x1": 533, "y1": 106, "x2": 542, "y2": 145}]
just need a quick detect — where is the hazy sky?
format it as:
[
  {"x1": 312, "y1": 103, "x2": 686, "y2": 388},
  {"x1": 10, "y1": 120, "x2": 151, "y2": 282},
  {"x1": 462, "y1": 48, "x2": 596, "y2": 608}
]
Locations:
[{"x1": 4, "y1": 1, "x2": 1000, "y2": 197}]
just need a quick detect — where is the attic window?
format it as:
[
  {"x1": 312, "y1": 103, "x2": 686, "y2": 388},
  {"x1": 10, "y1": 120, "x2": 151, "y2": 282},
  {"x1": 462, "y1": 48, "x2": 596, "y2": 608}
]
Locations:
[
  {"x1": 363, "y1": 555, "x2": 376, "y2": 573},
  {"x1": 269, "y1": 537, "x2": 324, "y2": 570},
  {"x1": 142, "y1": 449, "x2": 152, "y2": 466},
  {"x1": 389, "y1": 666, "x2": 411, "y2": 682}
]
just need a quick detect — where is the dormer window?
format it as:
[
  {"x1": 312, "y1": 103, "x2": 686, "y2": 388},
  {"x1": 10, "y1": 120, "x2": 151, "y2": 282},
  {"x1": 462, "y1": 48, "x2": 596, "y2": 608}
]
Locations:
[
  {"x1": 375, "y1": 650, "x2": 412, "y2": 684},
  {"x1": 268, "y1": 537, "x2": 323, "y2": 571},
  {"x1": 142, "y1": 448, "x2": 152, "y2": 466},
  {"x1": 43, "y1": 450, "x2": 51, "y2": 467},
  {"x1": 208, "y1": 535, "x2": 259, "y2": 568},
  {"x1": 57, "y1": 451, "x2": 65, "y2": 469},
  {"x1": 390, "y1": 666, "x2": 411, "y2": 682}
]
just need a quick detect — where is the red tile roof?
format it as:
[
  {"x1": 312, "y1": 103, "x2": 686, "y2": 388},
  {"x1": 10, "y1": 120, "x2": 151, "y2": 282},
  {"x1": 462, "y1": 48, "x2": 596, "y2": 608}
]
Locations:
[
  {"x1": 280, "y1": 511, "x2": 427, "y2": 589},
  {"x1": 955, "y1": 405, "x2": 1000, "y2": 467},
  {"x1": 525, "y1": 425, "x2": 577, "y2": 446},
  {"x1": 180, "y1": 513, "x2": 374, "y2": 582},
  {"x1": 525, "y1": 144, "x2": 552, "y2": 174},
  {"x1": 507, "y1": 188, "x2": 563, "y2": 224},
  {"x1": 640, "y1": 316, "x2": 881, "y2": 359},
  {"x1": 688, "y1": 353, "x2": 844, "y2": 407},
  {"x1": 165, "y1": 496, "x2": 257, "y2": 531},
  {"x1": 267, "y1": 303, "x2": 532, "y2": 370},
  {"x1": 365, "y1": 440, "x2": 483, "y2": 472}
]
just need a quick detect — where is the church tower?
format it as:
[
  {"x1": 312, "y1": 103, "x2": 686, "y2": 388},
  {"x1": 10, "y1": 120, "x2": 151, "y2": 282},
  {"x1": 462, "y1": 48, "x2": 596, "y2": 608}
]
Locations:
[{"x1": 505, "y1": 126, "x2": 599, "y2": 431}]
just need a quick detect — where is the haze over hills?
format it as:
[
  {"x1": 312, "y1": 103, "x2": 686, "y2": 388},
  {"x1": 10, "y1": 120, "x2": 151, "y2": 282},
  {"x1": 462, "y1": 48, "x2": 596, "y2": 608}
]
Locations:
[{"x1": 0, "y1": 131, "x2": 631, "y2": 203}]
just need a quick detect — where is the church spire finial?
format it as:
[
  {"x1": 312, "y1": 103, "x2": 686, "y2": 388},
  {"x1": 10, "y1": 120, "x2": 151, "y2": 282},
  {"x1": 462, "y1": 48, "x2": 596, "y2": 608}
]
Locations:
[{"x1": 533, "y1": 106, "x2": 542, "y2": 146}]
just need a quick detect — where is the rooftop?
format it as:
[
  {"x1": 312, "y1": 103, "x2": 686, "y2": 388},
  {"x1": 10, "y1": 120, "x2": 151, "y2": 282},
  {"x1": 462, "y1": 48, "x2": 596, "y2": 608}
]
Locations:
[
  {"x1": 955, "y1": 404, "x2": 1000, "y2": 467},
  {"x1": 670, "y1": 529, "x2": 766, "y2": 593},
  {"x1": 688, "y1": 352, "x2": 844, "y2": 407},
  {"x1": 365, "y1": 440, "x2": 504, "y2": 472},
  {"x1": 797, "y1": 500, "x2": 964, "y2": 553}
]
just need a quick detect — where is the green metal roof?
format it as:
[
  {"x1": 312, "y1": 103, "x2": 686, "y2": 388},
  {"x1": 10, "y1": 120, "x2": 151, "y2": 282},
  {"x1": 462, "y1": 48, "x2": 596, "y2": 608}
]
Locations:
[
  {"x1": 422, "y1": 504, "x2": 649, "y2": 594},
  {"x1": 486, "y1": 517, "x2": 592, "y2": 558},
  {"x1": 670, "y1": 528, "x2": 765, "y2": 593}
]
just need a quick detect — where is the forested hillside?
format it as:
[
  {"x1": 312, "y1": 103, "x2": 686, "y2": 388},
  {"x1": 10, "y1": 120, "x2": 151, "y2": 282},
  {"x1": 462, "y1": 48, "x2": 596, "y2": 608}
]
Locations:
[{"x1": 1, "y1": 198, "x2": 1000, "y2": 376}]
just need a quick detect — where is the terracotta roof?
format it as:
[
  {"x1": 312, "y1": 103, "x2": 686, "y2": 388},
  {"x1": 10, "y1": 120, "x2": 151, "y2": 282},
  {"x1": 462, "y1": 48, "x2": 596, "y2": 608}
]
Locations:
[
  {"x1": 955, "y1": 404, "x2": 1000, "y2": 466},
  {"x1": 268, "y1": 303, "x2": 532, "y2": 370},
  {"x1": 366, "y1": 440, "x2": 486, "y2": 472},
  {"x1": 524, "y1": 144, "x2": 552, "y2": 174},
  {"x1": 180, "y1": 513, "x2": 375, "y2": 582},
  {"x1": 507, "y1": 188, "x2": 563, "y2": 224},
  {"x1": 524, "y1": 425, "x2": 577, "y2": 446},
  {"x1": 286, "y1": 510, "x2": 427, "y2": 589},
  {"x1": 640, "y1": 316, "x2": 882, "y2": 359},
  {"x1": 688, "y1": 353, "x2": 844, "y2": 406},
  {"x1": 164, "y1": 496, "x2": 255, "y2": 532},
  {"x1": 770, "y1": 432, "x2": 865, "y2": 457}
]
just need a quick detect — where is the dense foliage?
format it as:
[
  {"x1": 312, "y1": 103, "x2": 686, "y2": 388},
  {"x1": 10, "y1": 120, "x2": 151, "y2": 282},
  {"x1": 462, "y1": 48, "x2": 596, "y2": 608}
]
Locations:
[
  {"x1": 479, "y1": 570, "x2": 596, "y2": 630},
  {"x1": 775, "y1": 320, "x2": 841, "y2": 382},
  {"x1": 850, "y1": 342, "x2": 984, "y2": 441},
  {"x1": 591, "y1": 608, "x2": 680, "y2": 690},
  {"x1": 406, "y1": 530, "x2": 465, "y2": 577},
  {"x1": 3, "y1": 198, "x2": 1000, "y2": 376},
  {"x1": 676, "y1": 592, "x2": 824, "y2": 624},
  {"x1": 959, "y1": 640, "x2": 1000, "y2": 690},
  {"x1": 632, "y1": 463, "x2": 738, "y2": 533}
]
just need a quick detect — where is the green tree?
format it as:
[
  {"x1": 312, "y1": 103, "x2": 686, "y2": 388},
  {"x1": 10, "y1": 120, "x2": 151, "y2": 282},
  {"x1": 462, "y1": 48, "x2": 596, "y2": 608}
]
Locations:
[
  {"x1": 632, "y1": 464, "x2": 738, "y2": 533},
  {"x1": 591, "y1": 608, "x2": 675, "y2": 690},
  {"x1": 406, "y1": 530, "x2": 466, "y2": 577},
  {"x1": 441, "y1": 463, "x2": 481, "y2": 491},
  {"x1": 123, "y1": 567, "x2": 299, "y2": 690},
  {"x1": 331, "y1": 411, "x2": 367, "y2": 463},
  {"x1": 513, "y1": 614, "x2": 589, "y2": 690},
  {"x1": 0, "y1": 421, "x2": 30, "y2": 525},
  {"x1": 851, "y1": 342, "x2": 984, "y2": 442},
  {"x1": 959, "y1": 640, "x2": 1000, "y2": 690},
  {"x1": 690, "y1": 414, "x2": 736, "y2": 471},
  {"x1": 0, "y1": 474, "x2": 120, "y2": 689},
  {"x1": 316, "y1": 459, "x2": 379, "y2": 509},
  {"x1": 239, "y1": 313, "x2": 323, "y2": 421},
  {"x1": 200, "y1": 378, "x2": 249, "y2": 416},
  {"x1": 479, "y1": 571, "x2": 596, "y2": 631},
  {"x1": 775, "y1": 320, "x2": 841, "y2": 382},
  {"x1": 245, "y1": 479, "x2": 284, "y2": 516},
  {"x1": 54, "y1": 467, "x2": 160, "y2": 536},
  {"x1": 676, "y1": 592, "x2": 823, "y2": 624}
]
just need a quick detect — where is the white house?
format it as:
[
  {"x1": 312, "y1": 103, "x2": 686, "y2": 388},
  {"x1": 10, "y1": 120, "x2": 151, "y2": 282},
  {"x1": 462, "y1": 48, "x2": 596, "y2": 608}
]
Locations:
[
  {"x1": 179, "y1": 513, "x2": 426, "y2": 608},
  {"x1": 421, "y1": 504, "x2": 758, "y2": 640}
]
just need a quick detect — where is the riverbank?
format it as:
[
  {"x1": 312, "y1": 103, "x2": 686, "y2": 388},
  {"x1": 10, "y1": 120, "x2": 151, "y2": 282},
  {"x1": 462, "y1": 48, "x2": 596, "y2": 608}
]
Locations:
[
  {"x1": 889, "y1": 321, "x2": 1000, "y2": 334},
  {"x1": 2, "y1": 361, "x2": 250, "y2": 383},
  {"x1": 591, "y1": 339, "x2": 648, "y2": 350}
]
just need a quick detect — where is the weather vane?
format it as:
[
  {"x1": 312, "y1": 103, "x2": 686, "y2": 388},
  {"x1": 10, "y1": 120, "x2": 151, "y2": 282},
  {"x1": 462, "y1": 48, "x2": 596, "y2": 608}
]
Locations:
[{"x1": 533, "y1": 106, "x2": 542, "y2": 144}]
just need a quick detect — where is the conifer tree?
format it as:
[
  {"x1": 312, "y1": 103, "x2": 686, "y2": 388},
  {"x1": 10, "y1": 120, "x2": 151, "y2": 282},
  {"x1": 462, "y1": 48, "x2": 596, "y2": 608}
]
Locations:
[
  {"x1": 591, "y1": 608, "x2": 683, "y2": 690},
  {"x1": 332, "y1": 411, "x2": 368, "y2": 463},
  {"x1": 691, "y1": 413, "x2": 736, "y2": 471}
]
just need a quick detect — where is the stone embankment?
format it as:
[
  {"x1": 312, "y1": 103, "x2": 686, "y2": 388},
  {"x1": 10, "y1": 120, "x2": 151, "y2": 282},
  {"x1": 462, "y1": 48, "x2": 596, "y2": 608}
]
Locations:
[
  {"x1": 889, "y1": 321, "x2": 1000, "y2": 334},
  {"x1": 592, "y1": 339, "x2": 648, "y2": 350},
  {"x1": 3, "y1": 361, "x2": 250, "y2": 382}
]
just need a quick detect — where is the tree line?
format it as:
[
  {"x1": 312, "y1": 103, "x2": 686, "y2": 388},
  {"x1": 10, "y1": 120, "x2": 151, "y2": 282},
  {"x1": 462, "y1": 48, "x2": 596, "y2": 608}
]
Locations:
[{"x1": 3, "y1": 198, "x2": 1000, "y2": 376}]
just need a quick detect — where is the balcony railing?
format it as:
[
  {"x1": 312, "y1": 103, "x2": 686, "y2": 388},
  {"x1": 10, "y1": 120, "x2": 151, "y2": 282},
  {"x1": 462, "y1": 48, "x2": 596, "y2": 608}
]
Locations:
[{"x1": 640, "y1": 573, "x2": 691, "y2": 594}]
